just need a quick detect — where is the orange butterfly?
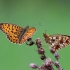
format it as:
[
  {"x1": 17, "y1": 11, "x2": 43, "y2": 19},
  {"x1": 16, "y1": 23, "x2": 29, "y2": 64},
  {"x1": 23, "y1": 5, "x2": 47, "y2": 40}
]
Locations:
[
  {"x1": 43, "y1": 33, "x2": 70, "y2": 51},
  {"x1": 0, "y1": 23, "x2": 36, "y2": 44}
]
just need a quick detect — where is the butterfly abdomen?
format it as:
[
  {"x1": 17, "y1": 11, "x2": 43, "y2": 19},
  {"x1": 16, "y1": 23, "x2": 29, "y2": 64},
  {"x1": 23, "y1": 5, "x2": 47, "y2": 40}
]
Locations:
[{"x1": 18, "y1": 26, "x2": 29, "y2": 43}]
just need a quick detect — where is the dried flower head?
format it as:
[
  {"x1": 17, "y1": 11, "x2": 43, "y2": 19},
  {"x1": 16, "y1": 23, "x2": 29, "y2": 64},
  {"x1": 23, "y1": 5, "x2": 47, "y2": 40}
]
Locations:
[
  {"x1": 40, "y1": 55, "x2": 46, "y2": 60},
  {"x1": 30, "y1": 63, "x2": 38, "y2": 69},
  {"x1": 54, "y1": 52, "x2": 60, "y2": 60},
  {"x1": 54, "y1": 61, "x2": 60, "y2": 68},
  {"x1": 49, "y1": 47, "x2": 56, "y2": 54},
  {"x1": 37, "y1": 48, "x2": 45, "y2": 55}
]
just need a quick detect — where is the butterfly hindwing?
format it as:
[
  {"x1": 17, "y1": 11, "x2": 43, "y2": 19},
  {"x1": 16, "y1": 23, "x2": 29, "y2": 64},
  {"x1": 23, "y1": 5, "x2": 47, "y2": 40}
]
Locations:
[{"x1": 7, "y1": 34, "x2": 19, "y2": 43}]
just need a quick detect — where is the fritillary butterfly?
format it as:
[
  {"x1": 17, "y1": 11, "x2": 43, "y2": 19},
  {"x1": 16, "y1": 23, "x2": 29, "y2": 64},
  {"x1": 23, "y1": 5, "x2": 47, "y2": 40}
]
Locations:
[
  {"x1": 0, "y1": 23, "x2": 36, "y2": 44},
  {"x1": 43, "y1": 33, "x2": 70, "y2": 51}
]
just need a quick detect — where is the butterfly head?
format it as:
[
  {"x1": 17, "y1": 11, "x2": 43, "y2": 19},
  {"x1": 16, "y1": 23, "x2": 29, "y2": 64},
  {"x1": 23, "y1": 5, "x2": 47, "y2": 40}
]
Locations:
[
  {"x1": 25, "y1": 26, "x2": 29, "y2": 29},
  {"x1": 43, "y1": 33, "x2": 50, "y2": 43}
]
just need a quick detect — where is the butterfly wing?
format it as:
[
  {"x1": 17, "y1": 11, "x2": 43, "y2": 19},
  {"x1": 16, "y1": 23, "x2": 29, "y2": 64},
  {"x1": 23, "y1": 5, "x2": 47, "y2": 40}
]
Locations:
[
  {"x1": 43, "y1": 33, "x2": 70, "y2": 51},
  {"x1": 0, "y1": 23, "x2": 23, "y2": 43},
  {"x1": 7, "y1": 34, "x2": 19, "y2": 44},
  {"x1": 19, "y1": 27, "x2": 36, "y2": 44},
  {"x1": 49, "y1": 34, "x2": 70, "y2": 51},
  {"x1": 0, "y1": 23, "x2": 23, "y2": 35}
]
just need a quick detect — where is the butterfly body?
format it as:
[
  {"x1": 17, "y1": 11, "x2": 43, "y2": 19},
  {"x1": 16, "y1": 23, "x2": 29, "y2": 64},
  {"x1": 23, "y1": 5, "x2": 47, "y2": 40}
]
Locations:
[
  {"x1": 18, "y1": 26, "x2": 29, "y2": 43},
  {"x1": 0, "y1": 23, "x2": 36, "y2": 44},
  {"x1": 43, "y1": 33, "x2": 70, "y2": 51}
]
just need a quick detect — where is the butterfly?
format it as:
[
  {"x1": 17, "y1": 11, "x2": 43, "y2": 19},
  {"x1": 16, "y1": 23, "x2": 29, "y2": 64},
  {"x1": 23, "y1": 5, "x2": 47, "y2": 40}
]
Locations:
[
  {"x1": 43, "y1": 33, "x2": 70, "y2": 51},
  {"x1": 0, "y1": 23, "x2": 36, "y2": 44}
]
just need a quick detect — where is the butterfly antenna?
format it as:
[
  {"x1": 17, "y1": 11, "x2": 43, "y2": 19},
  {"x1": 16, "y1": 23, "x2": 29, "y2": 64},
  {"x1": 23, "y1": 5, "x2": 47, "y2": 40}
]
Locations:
[
  {"x1": 45, "y1": 30, "x2": 47, "y2": 34},
  {"x1": 27, "y1": 23, "x2": 40, "y2": 27},
  {"x1": 39, "y1": 23, "x2": 46, "y2": 32}
]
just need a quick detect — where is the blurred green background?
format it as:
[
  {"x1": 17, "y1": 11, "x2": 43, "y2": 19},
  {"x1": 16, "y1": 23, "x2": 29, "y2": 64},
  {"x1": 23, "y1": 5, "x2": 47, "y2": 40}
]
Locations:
[{"x1": 0, "y1": 0, "x2": 70, "y2": 70}]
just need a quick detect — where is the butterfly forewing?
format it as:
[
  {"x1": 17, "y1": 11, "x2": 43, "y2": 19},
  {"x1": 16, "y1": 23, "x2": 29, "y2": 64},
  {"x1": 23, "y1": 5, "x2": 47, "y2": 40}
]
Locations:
[
  {"x1": 43, "y1": 33, "x2": 70, "y2": 51},
  {"x1": 0, "y1": 23, "x2": 24, "y2": 43},
  {"x1": 0, "y1": 23, "x2": 23, "y2": 35}
]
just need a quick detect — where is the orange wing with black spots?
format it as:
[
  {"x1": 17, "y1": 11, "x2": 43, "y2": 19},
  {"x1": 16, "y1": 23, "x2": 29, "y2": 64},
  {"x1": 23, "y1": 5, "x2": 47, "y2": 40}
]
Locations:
[
  {"x1": 0, "y1": 23, "x2": 36, "y2": 44},
  {"x1": 19, "y1": 27, "x2": 36, "y2": 44},
  {"x1": 7, "y1": 34, "x2": 19, "y2": 43},
  {"x1": 0, "y1": 23, "x2": 23, "y2": 35},
  {"x1": 0, "y1": 23, "x2": 24, "y2": 44}
]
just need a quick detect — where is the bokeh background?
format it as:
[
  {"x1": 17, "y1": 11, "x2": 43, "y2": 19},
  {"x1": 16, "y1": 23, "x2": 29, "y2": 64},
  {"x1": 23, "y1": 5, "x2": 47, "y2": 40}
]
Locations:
[{"x1": 0, "y1": 0, "x2": 70, "y2": 70}]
